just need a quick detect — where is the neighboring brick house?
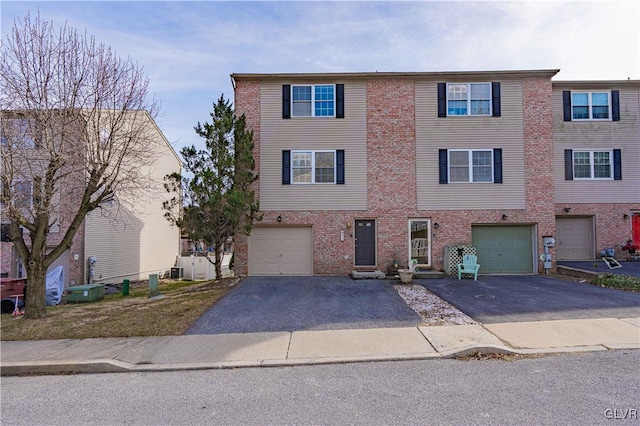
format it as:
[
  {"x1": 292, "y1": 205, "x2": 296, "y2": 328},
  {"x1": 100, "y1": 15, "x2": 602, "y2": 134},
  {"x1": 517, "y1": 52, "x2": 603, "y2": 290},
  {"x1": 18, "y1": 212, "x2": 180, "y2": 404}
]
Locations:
[
  {"x1": 552, "y1": 80, "x2": 640, "y2": 260},
  {"x1": 1, "y1": 111, "x2": 182, "y2": 287}
]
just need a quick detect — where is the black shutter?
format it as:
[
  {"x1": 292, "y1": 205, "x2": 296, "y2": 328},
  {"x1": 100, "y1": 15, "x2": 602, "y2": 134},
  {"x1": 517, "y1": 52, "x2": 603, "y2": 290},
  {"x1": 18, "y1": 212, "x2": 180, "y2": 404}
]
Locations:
[
  {"x1": 613, "y1": 149, "x2": 622, "y2": 180},
  {"x1": 563, "y1": 91, "x2": 572, "y2": 121},
  {"x1": 336, "y1": 150, "x2": 345, "y2": 184},
  {"x1": 439, "y1": 149, "x2": 448, "y2": 184},
  {"x1": 282, "y1": 85, "x2": 291, "y2": 119},
  {"x1": 282, "y1": 150, "x2": 291, "y2": 184},
  {"x1": 611, "y1": 90, "x2": 620, "y2": 121},
  {"x1": 336, "y1": 84, "x2": 344, "y2": 119},
  {"x1": 564, "y1": 149, "x2": 573, "y2": 180},
  {"x1": 492, "y1": 82, "x2": 501, "y2": 117},
  {"x1": 437, "y1": 83, "x2": 447, "y2": 117},
  {"x1": 493, "y1": 148, "x2": 503, "y2": 183}
]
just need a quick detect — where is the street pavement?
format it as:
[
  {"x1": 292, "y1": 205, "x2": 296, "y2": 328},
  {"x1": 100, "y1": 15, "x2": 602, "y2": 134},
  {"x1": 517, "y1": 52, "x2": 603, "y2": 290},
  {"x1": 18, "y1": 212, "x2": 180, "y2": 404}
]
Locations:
[{"x1": 2, "y1": 272, "x2": 640, "y2": 376}]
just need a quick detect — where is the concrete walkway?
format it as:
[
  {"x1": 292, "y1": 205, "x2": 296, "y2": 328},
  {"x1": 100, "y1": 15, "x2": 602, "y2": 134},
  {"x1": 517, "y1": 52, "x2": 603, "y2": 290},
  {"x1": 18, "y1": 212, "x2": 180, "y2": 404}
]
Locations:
[{"x1": 2, "y1": 317, "x2": 639, "y2": 376}]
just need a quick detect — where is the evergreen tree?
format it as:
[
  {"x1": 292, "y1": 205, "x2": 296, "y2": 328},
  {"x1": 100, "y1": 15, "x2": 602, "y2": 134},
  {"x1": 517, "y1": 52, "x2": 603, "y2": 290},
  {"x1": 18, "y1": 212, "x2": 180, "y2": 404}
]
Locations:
[{"x1": 164, "y1": 95, "x2": 259, "y2": 279}]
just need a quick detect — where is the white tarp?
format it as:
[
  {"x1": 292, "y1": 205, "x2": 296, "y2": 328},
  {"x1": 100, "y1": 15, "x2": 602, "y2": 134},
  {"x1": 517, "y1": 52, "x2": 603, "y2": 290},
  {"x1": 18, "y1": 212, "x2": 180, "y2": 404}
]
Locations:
[{"x1": 46, "y1": 266, "x2": 64, "y2": 306}]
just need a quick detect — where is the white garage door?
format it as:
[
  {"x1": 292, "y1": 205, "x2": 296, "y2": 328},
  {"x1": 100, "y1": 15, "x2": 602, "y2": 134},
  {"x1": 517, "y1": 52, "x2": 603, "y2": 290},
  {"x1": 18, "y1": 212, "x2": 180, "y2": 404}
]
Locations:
[
  {"x1": 556, "y1": 217, "x2": 595, "y2": 260},
  {"x1": 248, "y1": 226, "x2": 313, "y2": 276}
]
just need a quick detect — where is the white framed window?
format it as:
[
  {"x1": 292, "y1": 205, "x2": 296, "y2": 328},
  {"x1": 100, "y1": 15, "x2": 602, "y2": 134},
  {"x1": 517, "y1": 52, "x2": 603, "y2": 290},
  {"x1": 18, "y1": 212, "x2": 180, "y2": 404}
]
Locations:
[
  {"x1": 1, "y1": 117, "x2": 38, "y2": 148},
  {"x1": 571, "y1": 92, "x2": 610, "y2": 120},
  {"x1": 447, "y1": 83, "x2": 491, "y2": 116},
  {"x1": 291, "y1": 150, "x2": 336, "y2": 184},
  {"x1": 291, "y1": 85, "x2": 335, "y2": 117},
  {"x1": 448, "y1": 149, "x2": 493, "y2": 183},
  {"x1": 573, "y1": 150, "x2": 613, "y2": 179},
  {"x1": 5, "y1": 179, "x2": 33, "y2": 210}
]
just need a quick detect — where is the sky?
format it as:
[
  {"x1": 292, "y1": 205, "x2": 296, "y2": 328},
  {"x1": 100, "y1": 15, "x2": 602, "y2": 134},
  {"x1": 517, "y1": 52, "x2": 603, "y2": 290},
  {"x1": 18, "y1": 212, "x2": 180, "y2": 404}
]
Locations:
[{"x1": 2, "y1": 1, "x2": 639, "y2": 156}]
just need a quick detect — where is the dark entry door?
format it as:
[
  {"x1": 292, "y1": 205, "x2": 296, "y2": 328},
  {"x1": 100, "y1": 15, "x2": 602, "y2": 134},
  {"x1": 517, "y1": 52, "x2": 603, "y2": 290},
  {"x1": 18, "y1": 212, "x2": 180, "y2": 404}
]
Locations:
[{"x1": 355, "y1": 220, "x2": 375, "y2": 266}]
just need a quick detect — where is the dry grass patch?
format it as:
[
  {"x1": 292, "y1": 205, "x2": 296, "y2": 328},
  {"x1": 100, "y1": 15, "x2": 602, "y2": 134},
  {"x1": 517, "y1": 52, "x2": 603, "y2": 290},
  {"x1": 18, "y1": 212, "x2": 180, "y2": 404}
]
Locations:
[{"x1": 1, "y1": 277, "x2": 239, "y2": 341}]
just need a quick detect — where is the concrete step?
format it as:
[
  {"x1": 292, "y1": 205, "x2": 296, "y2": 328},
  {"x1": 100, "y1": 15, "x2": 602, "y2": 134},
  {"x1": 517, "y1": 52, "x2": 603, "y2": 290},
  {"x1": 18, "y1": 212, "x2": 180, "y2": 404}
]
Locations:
[
  {"x1": 386, "y1": 270, "x2": 446, "y2": 280},
  {"x1": 351, "y1": 270, "x2": 386, "y2": 279},
  {"x1": 413, "y1": 270, "x2": 445, "y2": 279}
]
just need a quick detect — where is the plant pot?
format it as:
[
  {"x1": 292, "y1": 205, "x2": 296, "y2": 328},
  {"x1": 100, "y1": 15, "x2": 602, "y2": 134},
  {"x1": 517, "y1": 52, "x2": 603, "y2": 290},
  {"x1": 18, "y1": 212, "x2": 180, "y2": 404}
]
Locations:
[{"x1": 398, "y1": 269, "x2": 413, "y2": 284}]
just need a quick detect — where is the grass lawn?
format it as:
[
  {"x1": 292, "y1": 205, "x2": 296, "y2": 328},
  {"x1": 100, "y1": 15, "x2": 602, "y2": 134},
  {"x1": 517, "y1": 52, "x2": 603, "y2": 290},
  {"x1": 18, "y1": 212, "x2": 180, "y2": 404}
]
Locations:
[{"x1": 1, "y1": 277, "x2": 239, "y2": 341}]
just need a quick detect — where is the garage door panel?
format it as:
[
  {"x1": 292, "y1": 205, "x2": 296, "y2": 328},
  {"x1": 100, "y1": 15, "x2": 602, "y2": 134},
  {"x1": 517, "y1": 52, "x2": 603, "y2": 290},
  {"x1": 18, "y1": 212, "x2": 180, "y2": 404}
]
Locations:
[
  {"x1": 249, "y1": 227, "x2": 313, "y2": 276},
  {"x1": 472, "y1": 226, "x2": 534, "y2": 274},
  {"x1": 556, "y1": 217, "x2": 594, "y2": 260}
]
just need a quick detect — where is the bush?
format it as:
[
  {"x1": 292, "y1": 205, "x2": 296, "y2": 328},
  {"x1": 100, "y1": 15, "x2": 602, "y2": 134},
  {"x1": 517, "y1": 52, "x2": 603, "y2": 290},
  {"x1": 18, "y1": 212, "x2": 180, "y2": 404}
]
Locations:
[{"x1": 592, "y1": 274, "x2": 640, "y2": 293}]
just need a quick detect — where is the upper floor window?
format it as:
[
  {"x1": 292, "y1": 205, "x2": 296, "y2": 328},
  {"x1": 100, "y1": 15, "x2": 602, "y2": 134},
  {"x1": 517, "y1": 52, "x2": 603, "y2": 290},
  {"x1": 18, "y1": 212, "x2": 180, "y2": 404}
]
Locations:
[
  {"x1": 1, "y1": 117, "x2": 38, "y2": 148},
  {"x1": 282, "y1": 149, "x2": 345, "y2": 185},
  {"x1": 571, "y1": 92, "x2": 610, "y2": 120},
  {"x1": 291, "y1": 150, "x2": 336, "y2": 183},
  {"x1": 283, "y1": 84, "x2": 344, "y2": 119},
  {"x1": 439, "y1": 148, "x2": 502, "y2": 184},
  {"x1": 447, "y1": 83, "x2": 492, "y2": 116},
  {"x1": 449, "y1": 149, "x2": 493, "y2": 182},
  {"x1": 573, "y1": 150, "x2": 612, "y2": 179},
  {"x1": 292, "y1": 85, "x2": 335, "y2": 117},
  {"x1": 563, "y1": 90, "x2": 620, "y2": 122},
  {"x1": 1, "y1": 179, "x2": 33, "y2": 210}
]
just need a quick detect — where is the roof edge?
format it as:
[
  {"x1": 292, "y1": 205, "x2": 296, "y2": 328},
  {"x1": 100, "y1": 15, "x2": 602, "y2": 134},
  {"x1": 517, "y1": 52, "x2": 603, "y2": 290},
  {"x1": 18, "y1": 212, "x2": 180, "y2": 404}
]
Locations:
[
  {"x1": 231, "y1": 69, "x2": 561, "y2": 82},
  {"x1": 552, "y1": 79, "x2": 640, "y2": 85}
]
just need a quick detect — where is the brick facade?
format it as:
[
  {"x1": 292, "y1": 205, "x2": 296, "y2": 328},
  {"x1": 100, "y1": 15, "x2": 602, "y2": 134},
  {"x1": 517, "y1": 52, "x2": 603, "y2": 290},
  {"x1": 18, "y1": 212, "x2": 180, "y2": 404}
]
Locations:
[
  {"x1": 522, "y1": 76, "x2": 556, "y2": 271},
  {"x1": 366, "y1": 79, "x2": 417, "y2": 271},
  {"x1": 0, "y1": 165, "x2": 87, "y2": 284},
  {"x1": 233, "y1": 80, "x2": 260, "y2": 276}
]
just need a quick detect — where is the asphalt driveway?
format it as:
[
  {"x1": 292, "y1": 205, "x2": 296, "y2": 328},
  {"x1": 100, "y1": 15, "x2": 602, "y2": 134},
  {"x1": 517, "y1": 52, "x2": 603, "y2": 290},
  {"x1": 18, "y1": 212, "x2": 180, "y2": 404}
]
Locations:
[
  {"x1": 186, "y1": 276, "x2": 421, "y2": 334},
  {"x1": 558, "y1": 260, "x2": 640, "y2": 277},
  {"x1": 419, "y1": 275, "x2": 640, "y2": 324}
]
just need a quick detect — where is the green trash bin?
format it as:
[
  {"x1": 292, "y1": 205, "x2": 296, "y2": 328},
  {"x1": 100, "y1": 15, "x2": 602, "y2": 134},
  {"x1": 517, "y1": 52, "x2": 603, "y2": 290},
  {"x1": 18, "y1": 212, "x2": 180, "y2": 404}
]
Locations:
[
  {"x1": 149, "y1": 274, "x2": 159, "y2": 297},
  {"x1": 122, "y1": 279, "x2": 130, "y2": 296}
]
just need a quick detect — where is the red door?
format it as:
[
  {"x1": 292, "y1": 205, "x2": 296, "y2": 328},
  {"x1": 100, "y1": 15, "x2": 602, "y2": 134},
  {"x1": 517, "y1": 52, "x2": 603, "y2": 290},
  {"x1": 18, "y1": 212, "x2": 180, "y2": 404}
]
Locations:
[{"x1": 633, "y1": 214, "x2": 640, "y2": 244}]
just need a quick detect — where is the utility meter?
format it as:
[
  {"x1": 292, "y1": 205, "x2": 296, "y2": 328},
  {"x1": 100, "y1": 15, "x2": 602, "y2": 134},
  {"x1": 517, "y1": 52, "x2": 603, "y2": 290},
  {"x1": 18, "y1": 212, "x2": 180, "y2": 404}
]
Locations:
[{"x1": 543, "y1": 236, "x2": 556, "y2": 247}]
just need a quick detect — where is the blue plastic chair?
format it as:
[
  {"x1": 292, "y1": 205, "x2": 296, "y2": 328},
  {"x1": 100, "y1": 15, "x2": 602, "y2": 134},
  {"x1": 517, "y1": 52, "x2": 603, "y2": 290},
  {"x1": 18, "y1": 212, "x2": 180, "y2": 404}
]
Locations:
[{"x1": 457, "y1": 254, "x2": 480, "y2": 281}]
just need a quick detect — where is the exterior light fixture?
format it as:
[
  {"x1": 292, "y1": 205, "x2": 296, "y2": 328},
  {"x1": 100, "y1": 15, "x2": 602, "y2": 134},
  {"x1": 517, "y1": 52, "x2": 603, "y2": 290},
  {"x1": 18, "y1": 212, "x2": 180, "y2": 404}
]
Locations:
[
  {"x1": 564, "y1": 207, "x2": 571, "y2": 213},
  {"x1": 623, "y1": 214, "x2": 629, "y2": 219},
  {"x1": 501, "y1": 214, "x2": 508, "y2": 220},
  {"x1": 277, "y1": 215, "x2": 282, "y2": 223},
  {"x1": 433, "y1": 222, "x2": 439, "y2": 229}
]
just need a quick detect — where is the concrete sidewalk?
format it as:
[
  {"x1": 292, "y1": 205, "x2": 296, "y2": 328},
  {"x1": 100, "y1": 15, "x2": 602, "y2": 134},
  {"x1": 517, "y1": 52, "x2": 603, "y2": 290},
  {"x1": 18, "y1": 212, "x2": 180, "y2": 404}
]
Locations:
[{"x1": 2, "y1": 317, "x2": 639, "y2": 376}]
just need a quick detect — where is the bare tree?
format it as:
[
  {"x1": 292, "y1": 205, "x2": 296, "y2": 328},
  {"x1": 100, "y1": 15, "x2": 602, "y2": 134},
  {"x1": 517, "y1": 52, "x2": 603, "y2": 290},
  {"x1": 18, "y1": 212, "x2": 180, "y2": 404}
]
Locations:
[{"x1": 0, "y1": 13, "x2": 161, "y2": 318}]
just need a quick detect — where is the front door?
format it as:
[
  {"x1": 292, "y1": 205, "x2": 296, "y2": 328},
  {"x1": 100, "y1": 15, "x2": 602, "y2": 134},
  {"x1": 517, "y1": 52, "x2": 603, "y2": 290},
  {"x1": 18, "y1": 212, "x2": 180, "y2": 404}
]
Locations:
[
  {"x1": 355, "y1": 220, "x2": 375, "y2": 266},
  {"x1": 633, "y1": 213, "x2": 640, "y2": 245}
]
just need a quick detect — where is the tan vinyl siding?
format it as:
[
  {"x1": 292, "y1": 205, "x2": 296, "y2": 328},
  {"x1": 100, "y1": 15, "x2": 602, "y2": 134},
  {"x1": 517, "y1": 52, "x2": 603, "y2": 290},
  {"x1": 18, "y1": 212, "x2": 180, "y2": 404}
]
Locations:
[
  {"x1": 553, "y1": 85, "x2": 640, "y2": 203},
  {"x1": 259, "y1": 80, "x2": 367, "y2": 210},
  {"x1": 415, "y1": 79, "x2": 526, "y2": 210},
  {"x1": 84, "y1": 119, "x2": 181, "y2": 282}
]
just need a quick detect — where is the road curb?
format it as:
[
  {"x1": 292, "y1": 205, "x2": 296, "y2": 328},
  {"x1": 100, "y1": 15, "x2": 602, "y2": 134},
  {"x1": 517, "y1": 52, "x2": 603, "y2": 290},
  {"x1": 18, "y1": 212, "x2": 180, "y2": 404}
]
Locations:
[
  {"x1": 1, "y1": 359, "x2": 132, "y2": 376},
  {"x1": 4, "y1": 346, "x2": 637, "y2": 376}
]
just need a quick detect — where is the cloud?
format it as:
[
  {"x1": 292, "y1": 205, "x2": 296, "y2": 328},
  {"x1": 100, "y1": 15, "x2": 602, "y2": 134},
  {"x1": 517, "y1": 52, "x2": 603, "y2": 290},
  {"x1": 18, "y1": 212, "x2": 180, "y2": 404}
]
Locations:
[{"x1": 2, "y1": 0, "x2": 638, "y2": 154}]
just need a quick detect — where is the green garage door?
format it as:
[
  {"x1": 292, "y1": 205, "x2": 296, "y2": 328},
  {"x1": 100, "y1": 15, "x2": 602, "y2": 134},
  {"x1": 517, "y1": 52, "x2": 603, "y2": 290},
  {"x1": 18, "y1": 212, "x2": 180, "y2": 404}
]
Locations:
[{"x1": 472, "y1": 225, "x2": 534, "y2": 274}]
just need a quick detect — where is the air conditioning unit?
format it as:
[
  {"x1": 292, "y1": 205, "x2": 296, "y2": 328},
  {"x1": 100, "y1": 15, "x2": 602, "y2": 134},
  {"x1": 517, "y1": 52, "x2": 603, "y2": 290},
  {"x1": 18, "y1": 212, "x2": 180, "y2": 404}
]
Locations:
[{"x1": 170, "y1": 267, "x2": 183, "y2": 279}]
